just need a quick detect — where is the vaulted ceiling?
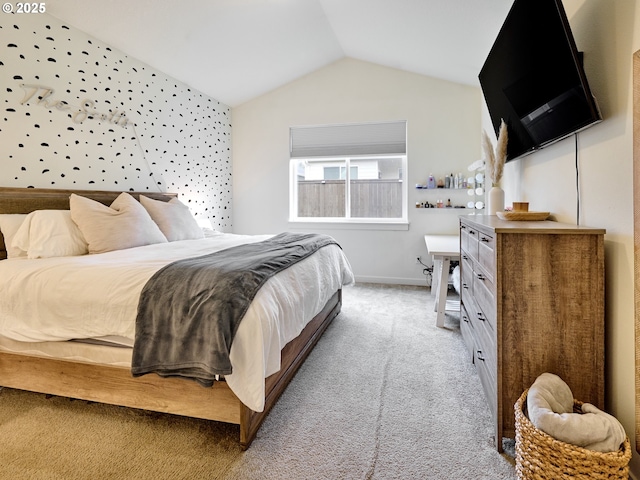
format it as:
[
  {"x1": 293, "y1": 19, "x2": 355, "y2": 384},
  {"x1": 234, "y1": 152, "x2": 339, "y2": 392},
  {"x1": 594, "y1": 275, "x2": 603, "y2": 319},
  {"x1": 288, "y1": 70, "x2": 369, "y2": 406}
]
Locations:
[{"x1": 45, "y1": 0, "x2": 513, "y2": 107}]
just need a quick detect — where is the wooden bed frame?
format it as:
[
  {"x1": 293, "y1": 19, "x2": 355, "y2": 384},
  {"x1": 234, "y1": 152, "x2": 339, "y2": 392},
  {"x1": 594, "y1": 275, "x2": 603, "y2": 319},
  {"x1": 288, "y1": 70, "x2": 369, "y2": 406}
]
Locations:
[{"x1": 0, "y1": 187, "x2": 342, "y2": 449}]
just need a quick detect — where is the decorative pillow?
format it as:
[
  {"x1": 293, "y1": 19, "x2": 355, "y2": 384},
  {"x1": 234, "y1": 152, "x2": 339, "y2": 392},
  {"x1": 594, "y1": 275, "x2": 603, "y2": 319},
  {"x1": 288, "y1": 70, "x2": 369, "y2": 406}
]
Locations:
[
  {"x1": 140, "y1": 195, "x2": 204, "y2": 242},
  {"x1": 12, "y1": 210, "x2": 88, "y2": 259},
  {"x1": 70, "y1": 192, "x2": 168, "y2": 254},
  {"x1": 0, "y1": 214, "x2": 28, "y2": 259}
]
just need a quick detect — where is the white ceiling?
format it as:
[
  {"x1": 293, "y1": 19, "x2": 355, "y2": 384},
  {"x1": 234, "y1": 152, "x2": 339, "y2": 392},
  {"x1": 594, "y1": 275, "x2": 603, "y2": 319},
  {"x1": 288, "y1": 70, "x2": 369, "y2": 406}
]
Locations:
[{"x1": 45, "y1": 0, "x2": 513, "y2": 107}]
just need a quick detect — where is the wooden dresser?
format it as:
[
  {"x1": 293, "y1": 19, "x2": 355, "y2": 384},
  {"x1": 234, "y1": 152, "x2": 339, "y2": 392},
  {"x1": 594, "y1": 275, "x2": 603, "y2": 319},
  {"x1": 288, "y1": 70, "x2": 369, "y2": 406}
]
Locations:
[{"x1": 458, "y1": 215, "x2": 605, "y2": 451}]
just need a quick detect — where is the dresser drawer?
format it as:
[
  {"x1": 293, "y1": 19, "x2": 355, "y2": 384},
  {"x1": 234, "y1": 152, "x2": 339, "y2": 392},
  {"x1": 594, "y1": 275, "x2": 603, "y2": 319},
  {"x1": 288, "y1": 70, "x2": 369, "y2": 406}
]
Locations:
[
  {"x1": 473, "y1": 305, "x2": 496, "y2": 370},
  {"x1": 460, "y1": 252, "x2": 474, "y2": 297},
  {"x1": 460, "y1": 222, "x2": 479, "y2": 262},
  {"x1": 473, "y1": 308, "x2": 497, "y2": 419},
  {"x1": 477, "y1": 231, "x2": 495, "y2": 281},
  {"x1": 459, "y1": 303, "x2": 475, "y2": 362},
  {"x1": 473, "y1": 265, "x2": 496, "y2": 332},
  {"x1": 475, "y1": 341, "x2": 497, "y2": 421}
]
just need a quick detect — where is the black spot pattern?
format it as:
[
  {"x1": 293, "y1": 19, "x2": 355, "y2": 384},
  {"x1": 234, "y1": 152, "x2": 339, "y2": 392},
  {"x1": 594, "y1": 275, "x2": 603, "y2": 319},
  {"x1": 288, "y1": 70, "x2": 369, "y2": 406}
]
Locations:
[{"x1": 0, "y1": 15, "x2": 232, "y2": 230}]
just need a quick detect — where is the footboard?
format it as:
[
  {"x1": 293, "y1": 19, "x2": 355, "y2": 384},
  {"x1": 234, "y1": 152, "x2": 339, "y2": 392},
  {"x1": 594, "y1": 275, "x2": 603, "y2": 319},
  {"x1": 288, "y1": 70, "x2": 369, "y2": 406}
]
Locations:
[{"x1": 0, "y1": 350, "x2": 242, "y2": 424}]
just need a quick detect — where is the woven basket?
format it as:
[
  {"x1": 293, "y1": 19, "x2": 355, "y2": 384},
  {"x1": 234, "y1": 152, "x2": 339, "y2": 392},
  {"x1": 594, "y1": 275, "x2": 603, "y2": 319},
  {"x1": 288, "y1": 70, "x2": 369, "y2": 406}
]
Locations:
[{"x1": 514, "y1": 389, "x2": 631, "y2": 480}]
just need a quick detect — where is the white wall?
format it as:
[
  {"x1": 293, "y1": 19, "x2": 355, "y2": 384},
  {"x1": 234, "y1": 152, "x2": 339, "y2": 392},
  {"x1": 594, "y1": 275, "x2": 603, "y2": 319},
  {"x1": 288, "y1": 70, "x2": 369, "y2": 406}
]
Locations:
[
  {"x1": 491, "y1": 0, "x2": 639, "y2": 475},
  {"x1": 232, "y1": 58, "x2": 481, "y2": 285}
]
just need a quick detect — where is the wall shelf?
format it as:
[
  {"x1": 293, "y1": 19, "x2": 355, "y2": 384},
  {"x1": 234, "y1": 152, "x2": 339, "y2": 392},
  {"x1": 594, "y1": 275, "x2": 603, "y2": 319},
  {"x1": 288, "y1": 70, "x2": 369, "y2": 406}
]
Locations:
[
  {"x1": 415, "y1": 187, "x2": 475, "y2": 192},
  {"x1": 414, "y1": 207, "x2": 481, "y2": 212},
  {"x1": 414, "y1": 188, "x2": 484, "y2": 210}
]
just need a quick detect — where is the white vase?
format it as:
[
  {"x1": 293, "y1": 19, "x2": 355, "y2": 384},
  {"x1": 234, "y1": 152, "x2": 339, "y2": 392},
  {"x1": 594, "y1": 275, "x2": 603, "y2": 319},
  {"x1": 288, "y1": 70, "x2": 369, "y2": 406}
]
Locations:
[{"x1": 487, "y1": 185, "x2": 504, "y2": 215}]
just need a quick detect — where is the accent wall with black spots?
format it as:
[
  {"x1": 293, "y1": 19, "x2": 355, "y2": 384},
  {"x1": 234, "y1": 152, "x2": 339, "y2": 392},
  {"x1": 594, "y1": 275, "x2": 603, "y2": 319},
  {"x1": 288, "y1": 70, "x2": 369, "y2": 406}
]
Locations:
[{"x1": 0, "y1": 14, "x2": 232, "y2": 230}]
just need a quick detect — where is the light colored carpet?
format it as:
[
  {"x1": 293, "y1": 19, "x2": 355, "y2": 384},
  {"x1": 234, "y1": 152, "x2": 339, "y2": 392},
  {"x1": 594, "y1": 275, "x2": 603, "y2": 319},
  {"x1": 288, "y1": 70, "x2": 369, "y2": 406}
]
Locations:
[{"x1": 0, "y1": 283, "x2": 516, "y2": 479}]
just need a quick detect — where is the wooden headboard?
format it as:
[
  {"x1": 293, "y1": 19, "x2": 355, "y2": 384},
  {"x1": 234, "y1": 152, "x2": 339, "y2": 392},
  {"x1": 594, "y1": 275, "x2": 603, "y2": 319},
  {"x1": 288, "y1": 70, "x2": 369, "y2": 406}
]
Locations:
[{"x1": 0, "y1": 187, "x2": 178, "y2": 260}]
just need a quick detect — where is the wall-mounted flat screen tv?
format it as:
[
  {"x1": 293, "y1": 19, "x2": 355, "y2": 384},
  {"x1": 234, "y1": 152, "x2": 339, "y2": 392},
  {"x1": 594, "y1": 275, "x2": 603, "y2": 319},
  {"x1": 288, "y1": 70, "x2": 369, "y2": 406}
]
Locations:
[{"x1": 478, "y1": 0, "x2": 602, "y2": 162}]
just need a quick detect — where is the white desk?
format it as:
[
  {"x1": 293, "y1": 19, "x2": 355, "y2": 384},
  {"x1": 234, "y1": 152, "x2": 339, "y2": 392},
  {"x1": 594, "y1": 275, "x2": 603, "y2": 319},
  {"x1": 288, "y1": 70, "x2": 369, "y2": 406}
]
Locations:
[{"x1": 424, "y1": 235, "x2": 460, "y2": 328}]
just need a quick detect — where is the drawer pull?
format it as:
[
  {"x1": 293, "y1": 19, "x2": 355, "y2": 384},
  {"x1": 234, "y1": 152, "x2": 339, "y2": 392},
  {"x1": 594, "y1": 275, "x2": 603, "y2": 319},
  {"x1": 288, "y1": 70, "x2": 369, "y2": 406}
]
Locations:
[
  {"x1": 477, "y1": 312, "x2": 486, "y2": 321},
  {"x1": 462, "y1": 254, "x2": 468, "y2": 260},
  {"x1": 476, "y1": 273, "x2": 486, "y2": 281},
  {"x1": 469, "y1": 229, "x2": 476, "y2": 236},
  {"x1": 462, "y1": 315, "x2": 470, "y2": 323},
  {"x1": 462, "y1": 282, "x2": 469, "y2": 290},
  {"x1": 477, "y1": 351, "x2": 485, "y2": 361},
  {"x1": 480, "y1": 236, "x2": 491, "y2": 243}
]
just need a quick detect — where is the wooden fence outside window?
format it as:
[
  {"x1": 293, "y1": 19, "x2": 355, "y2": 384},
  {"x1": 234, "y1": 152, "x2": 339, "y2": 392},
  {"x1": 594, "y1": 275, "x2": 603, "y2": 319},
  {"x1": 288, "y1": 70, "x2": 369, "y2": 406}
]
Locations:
[{"x1": 297, "y1": 179, "x2": 402, "y2": 218}]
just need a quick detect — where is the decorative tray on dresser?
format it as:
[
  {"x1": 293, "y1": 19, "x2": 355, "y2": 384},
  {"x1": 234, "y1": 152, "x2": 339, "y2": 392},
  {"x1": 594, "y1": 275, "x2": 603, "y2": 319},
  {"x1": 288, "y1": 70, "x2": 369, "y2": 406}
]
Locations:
[{"x1": 458, "y1": 215, "x2": 605, "y2": 451}]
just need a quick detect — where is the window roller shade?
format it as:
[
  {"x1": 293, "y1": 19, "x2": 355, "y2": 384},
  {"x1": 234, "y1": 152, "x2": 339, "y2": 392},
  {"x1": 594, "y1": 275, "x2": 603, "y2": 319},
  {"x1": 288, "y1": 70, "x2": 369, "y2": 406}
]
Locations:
[{"x1": 290, "y1": 121, "x2": 407, "y2": 158}]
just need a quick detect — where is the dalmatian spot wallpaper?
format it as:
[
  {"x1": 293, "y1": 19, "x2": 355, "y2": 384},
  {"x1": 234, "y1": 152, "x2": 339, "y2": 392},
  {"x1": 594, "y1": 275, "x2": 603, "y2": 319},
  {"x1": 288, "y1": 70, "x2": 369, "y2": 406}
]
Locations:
[{"x1": 0, "y1": 14, "x2": 232, "y2": 230}]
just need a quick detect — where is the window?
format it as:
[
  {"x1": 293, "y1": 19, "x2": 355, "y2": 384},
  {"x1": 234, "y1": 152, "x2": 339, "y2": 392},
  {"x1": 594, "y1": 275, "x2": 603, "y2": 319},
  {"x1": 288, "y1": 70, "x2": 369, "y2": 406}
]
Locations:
[
  {"x1": 323, "y1": 165, "x2": 358, "y2": 180},
  {"x1": 289, "y1": 121, "x2": 407, "y2": 224}
]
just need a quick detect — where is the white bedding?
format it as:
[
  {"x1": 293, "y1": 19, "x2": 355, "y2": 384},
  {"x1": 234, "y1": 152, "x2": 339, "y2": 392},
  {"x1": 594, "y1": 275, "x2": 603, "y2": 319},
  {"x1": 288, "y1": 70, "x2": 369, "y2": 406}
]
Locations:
[{"x1": 0, "y1": 232, "x2": 354, "y2": 412}]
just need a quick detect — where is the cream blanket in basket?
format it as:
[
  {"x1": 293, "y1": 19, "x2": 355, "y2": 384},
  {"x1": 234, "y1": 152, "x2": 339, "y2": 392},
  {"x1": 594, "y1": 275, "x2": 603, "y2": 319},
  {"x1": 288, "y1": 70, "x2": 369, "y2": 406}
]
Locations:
[{"x1": 527, "y1": 373, "x2": 625, "y2": 452}]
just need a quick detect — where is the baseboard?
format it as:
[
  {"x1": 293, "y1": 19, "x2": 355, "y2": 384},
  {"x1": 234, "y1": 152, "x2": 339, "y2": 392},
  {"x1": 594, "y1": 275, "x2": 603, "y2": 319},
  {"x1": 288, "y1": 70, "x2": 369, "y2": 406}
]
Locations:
[{"x1": 354, "y1": 275, "x2": 429, "y2": 287}]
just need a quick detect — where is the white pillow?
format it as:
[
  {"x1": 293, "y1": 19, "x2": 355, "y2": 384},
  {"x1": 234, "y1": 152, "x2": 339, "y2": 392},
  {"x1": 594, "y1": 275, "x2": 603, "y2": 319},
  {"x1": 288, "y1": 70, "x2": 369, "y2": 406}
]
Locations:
[
  {"x1": 0, "y1": 214, "x2": 28, "y2": 259},
  {"x1": 70, "y1": 192, "x2": 168, "y2": 254},
  {"x1": 12, "y1": 210, "x2": 88, "y2": 259},
  {"x1": 140, "y1": 195, "x2": 204, "y2": 242}
]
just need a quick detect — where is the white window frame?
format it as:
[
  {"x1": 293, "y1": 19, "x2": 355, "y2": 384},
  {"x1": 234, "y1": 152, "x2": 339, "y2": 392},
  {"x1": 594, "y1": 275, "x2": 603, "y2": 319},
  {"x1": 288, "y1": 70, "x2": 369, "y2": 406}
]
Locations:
[{"x1": 289, "y1": 154, "x2": 408, "y2": 228}]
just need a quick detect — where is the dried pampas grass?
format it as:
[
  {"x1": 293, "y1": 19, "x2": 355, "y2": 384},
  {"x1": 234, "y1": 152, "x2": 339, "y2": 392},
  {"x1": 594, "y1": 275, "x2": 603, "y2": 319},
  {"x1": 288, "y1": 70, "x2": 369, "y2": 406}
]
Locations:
[
  {"x1": 483, "y1": 119, "x2": 508, "y2": 186},
  {"x1": 482, "y1": 130, "x2": 495, "y2": 179}
]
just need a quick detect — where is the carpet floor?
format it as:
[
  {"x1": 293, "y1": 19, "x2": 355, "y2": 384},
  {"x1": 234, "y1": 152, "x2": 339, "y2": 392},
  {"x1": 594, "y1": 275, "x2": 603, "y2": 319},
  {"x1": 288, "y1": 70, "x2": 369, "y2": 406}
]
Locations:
[{"x1": 0, "y1": 283, "x2": 516, "y2": 479}]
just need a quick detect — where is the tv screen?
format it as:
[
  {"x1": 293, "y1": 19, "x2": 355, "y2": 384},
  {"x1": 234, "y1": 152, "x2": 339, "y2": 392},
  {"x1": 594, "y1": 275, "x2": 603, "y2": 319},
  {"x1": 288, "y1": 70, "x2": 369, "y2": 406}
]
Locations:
[{"x1": 478, "y1": 0, "x2": 601, "y2": 162}]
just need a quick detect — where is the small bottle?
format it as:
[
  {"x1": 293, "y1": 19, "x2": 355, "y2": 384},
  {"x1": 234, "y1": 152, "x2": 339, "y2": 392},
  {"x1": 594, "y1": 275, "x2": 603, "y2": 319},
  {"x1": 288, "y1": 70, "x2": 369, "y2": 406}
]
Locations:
[
  {"x1": 444, "y1": 176, "x2": 450, "y2": 189},
  {"x1": 446, "y1": 198, "x2": 452, "y2": 207},
  {"x1": 453, "y1": 173, "x2": 459, "y2": 189},
  {"x1": 427, "y1": 174, "x2": 435, "y2": 189}
]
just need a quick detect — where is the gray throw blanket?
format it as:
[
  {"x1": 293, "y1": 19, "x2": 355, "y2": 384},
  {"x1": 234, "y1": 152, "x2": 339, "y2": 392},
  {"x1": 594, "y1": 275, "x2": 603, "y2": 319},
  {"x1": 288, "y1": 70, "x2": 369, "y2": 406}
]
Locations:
[{"x1": 131, "y1": 232, "x2": 339, "y2": 386}]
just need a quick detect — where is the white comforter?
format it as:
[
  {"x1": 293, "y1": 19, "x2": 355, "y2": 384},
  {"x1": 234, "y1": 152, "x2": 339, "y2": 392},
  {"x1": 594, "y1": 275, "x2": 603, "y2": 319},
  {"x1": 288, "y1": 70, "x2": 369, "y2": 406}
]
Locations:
[{"x1": 0, "y1": 232, "x2": 354, "y2": 412}]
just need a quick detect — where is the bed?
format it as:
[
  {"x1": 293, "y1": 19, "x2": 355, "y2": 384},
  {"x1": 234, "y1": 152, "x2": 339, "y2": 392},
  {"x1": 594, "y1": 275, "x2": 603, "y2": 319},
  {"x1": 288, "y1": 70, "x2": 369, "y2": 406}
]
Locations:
[{"x1": 0, "y1": 187, "x2": 354, "y2": 449}]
